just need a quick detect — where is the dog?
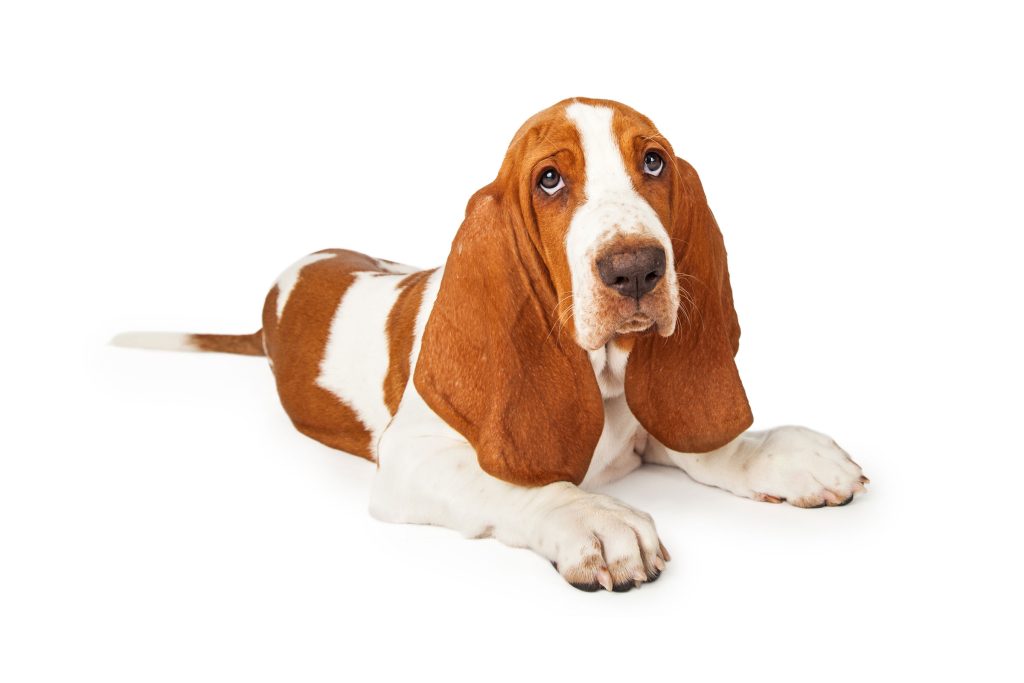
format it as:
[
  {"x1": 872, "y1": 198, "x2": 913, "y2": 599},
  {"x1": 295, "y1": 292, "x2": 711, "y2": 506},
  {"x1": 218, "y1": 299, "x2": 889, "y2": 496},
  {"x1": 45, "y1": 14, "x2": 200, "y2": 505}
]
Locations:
[{"x1": 114, "y1": 97, "x2": 868, "y2": 592}]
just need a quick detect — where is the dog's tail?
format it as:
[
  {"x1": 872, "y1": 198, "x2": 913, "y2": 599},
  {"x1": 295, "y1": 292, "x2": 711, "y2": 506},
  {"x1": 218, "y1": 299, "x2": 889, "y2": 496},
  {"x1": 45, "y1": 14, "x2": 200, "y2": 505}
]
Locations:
[{"x1": 111, "y1": 330, "x2": 265, "y2": 357}]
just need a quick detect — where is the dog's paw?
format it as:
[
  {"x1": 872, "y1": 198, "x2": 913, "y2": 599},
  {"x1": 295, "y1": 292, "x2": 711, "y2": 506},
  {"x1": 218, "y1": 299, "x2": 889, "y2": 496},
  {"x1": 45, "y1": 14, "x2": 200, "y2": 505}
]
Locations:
[
  {"x1": 745, "y1": 426, "x2": 868, "y2": 508},
  {"x1": 544, "y1": 493, "x2": 669, "y2": 592}
]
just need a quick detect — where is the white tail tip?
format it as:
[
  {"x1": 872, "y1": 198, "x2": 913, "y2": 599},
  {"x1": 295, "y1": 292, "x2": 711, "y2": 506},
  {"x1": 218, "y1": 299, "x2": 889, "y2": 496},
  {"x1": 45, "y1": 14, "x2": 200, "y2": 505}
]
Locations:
[{"x1": 110, "y1": 331, "x2": 197, "y2": 352}]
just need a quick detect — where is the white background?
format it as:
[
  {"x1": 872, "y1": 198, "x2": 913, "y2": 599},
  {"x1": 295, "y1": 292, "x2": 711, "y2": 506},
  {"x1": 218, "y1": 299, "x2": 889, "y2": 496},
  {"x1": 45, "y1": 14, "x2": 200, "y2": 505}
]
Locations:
[{"x1": 2, "y1": 1, "x2": 1022, "y2": 680}]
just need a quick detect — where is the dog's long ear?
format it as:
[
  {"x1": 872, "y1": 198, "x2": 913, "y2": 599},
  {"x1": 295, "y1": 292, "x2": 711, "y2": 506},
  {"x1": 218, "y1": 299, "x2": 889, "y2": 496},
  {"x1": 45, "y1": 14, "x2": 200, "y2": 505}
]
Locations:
[
  {"x1": 624, "y1": 158, "x2": 753, "y2": 452},
  {"x1": 414, "y1": 187, "x2": 605, "y2": 486}
]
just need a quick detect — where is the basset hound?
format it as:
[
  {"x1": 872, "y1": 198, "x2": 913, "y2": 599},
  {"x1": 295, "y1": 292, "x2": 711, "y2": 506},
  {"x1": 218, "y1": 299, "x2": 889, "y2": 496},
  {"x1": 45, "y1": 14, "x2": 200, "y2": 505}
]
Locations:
[{"x1": 114, "y1": 97, "x2": 868, "y2": 592}]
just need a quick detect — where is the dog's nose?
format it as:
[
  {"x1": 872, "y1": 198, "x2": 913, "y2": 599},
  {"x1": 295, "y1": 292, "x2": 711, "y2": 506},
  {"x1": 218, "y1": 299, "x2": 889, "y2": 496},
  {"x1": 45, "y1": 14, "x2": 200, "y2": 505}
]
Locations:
[{"x1": 596, "y1": 246, "x2": 667, "y2": 300}]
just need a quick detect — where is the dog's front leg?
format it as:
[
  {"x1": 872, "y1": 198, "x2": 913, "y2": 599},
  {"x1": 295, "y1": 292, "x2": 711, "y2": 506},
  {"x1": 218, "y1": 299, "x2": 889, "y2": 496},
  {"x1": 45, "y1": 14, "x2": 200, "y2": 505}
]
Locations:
[
  {"x1": 370, "y1": 432, "x2": 668, "y2": 592},
  {"x1": 645, "y1": 427, "x2": 869, "y2": 508}
]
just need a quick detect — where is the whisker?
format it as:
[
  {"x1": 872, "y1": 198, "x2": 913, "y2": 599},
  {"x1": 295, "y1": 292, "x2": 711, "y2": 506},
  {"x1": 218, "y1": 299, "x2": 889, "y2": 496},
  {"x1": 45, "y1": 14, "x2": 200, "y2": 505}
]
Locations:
[
  {"x1": 554, "y1": 307, "x2": 575, "y2": 341},
  {"x1": 544, "y1": 292, "x2": 575, "y2": 343},
  {"x1": 675, "y1": 278, "x2": 705, "y2": 332},
  {"x1": 544, "y1": 305, "x2": 577, "y2": 344}
]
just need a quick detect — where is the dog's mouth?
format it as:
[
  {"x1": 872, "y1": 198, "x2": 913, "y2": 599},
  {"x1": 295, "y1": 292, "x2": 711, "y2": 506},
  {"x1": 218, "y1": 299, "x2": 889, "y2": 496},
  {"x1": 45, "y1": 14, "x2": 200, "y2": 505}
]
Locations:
[
  {"x1": 615, "y1": 312, "x2": 655, "y2": 335},
  {"x1": 576, "y1": 284, "x2": 679, "y2": 351}
]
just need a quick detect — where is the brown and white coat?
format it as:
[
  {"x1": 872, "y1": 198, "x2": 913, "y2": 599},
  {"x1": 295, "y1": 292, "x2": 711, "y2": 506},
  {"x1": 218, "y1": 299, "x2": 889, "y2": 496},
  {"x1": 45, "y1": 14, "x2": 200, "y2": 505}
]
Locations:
[{"x1": 116, "y1": 98, "x2": 867, "y2": 592}]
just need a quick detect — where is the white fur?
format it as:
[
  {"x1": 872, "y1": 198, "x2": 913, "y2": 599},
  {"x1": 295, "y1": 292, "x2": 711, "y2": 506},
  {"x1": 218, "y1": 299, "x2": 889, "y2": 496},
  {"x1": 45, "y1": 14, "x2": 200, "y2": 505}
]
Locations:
[
  {"x1": 316, "y1": 271, "x2": 405, "y2": 452},
  {"x1": 579, "y1": 392, "x2": 646, "y2": 489},
  {"x1": 588, "y1": 342, "x2": 631, "y2": 399},
  {"x1": 645, "y1": 427, "x2": 866, "y2": 507},
  {"x1": 274, "y1": 252, "x2": 337, "y2": 319},
  {"x1": 110, "y1": 331, "x2": 197, "y2": 352},
  {"x1": 578, "y1": 343, "x2": 647, "y2": 488},
  {"x1": 564, "y1": 103, "x2": 679, "y2": 350}
]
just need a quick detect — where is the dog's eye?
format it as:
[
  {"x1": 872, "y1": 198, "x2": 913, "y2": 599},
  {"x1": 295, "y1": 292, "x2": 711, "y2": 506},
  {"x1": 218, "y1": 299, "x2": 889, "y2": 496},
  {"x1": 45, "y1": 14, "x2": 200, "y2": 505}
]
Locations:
[
  {"x1": 643, "y1": 151, "x2": 664, "y2": 177},
  {"x1": 538, "y1": 168, "x2": 564, "y2": 195}
]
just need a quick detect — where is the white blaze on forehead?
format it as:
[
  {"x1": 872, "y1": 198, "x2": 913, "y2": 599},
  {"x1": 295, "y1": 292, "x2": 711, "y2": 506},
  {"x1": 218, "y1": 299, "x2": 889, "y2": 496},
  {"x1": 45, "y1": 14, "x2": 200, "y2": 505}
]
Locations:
[{"x1": 565, "y1": 103, "x2": 636, "y2": 200}]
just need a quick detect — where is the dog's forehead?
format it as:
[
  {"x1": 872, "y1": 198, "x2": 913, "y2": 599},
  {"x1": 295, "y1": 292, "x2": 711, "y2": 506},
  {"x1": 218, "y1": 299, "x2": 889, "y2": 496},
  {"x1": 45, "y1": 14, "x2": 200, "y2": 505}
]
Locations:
[
  {"x1": 508, "y1": 99, "x2": 655, "y2": 163},
  {"x1": 564, "y1": 100, "x2": 654, "y2": 139},
  {"x1": 564, "y1": 103, "x2": 636, "y2": 193},
  {"x1": 506, "y1": 107, "x2": 579, "y2": 159}
]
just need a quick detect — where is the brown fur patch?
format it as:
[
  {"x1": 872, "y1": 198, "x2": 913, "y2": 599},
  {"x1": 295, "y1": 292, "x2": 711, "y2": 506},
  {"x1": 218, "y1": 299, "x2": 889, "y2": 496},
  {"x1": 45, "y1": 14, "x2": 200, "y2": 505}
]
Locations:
[
  {"x1": 261, "y1": 249, "x2": 382, "y2": 460},
  {"x1": 383, "y1": 268, "x2": 436, "y2": 415},
  {"x1": 612, "y1": 335, "x2": 637, "y2": 353},
  {"x1": 191, "y1": 331, "x2": 264, "y2": 356}
]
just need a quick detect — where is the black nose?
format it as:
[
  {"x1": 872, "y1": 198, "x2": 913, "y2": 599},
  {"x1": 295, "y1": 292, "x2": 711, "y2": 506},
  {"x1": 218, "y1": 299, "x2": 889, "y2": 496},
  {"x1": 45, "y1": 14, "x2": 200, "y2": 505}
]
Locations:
[{"x1": 596, "y1": 246, "x2": 667, "y2": 300}]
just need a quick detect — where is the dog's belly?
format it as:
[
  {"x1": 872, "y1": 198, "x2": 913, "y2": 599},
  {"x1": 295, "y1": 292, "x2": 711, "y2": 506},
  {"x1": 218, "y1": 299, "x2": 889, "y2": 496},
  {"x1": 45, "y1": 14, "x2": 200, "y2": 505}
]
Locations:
[{"x1": 580, "y1": 394, "x2": 646, "y2": 489}]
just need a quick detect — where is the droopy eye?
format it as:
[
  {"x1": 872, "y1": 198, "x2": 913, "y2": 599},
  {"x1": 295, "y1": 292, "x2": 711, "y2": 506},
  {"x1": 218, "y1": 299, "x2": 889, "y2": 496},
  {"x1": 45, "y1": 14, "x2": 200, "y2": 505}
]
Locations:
[
  {"x1": 538, "y1": 167, "x2": 565, "y2": 195},
  {"x1": 643, "y1": 151, "x2": 664, "y2": 177}
]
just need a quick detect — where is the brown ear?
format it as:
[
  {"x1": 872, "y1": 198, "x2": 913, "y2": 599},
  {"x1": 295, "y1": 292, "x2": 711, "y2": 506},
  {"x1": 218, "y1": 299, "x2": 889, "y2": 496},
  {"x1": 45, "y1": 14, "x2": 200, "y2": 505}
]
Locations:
[
  {"x1": 624, "y1": 158, "x2": 753, "y2": 452},
  {"x1": 414, "y1": 187, "x2": 605, "y2": 486}
]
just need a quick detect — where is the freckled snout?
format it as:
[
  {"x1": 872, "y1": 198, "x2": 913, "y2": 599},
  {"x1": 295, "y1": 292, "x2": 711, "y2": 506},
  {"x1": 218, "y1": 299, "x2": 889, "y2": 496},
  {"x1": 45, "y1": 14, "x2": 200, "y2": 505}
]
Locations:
[{"x1": 596, "y1": 246, "x2": 666, "y2": 301}]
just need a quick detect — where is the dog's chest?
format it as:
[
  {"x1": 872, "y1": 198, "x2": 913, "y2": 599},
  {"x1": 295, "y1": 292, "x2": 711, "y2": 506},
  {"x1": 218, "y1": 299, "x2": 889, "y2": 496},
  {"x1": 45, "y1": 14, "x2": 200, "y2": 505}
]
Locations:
[{"x1": 581, "y1": 344, "x2": 647, "y2": 489}]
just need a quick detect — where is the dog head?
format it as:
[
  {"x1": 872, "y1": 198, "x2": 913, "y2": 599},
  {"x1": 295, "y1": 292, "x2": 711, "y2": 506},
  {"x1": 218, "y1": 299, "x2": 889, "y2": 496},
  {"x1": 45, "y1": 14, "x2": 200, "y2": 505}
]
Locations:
[{"x1": 415, "y1": 98, "x2": 752, "y2": 485}]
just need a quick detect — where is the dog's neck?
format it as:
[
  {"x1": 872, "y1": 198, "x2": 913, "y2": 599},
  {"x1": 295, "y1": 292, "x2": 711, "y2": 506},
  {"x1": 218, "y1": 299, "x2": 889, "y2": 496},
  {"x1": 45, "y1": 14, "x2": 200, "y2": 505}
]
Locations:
[{"x1": 588, "y1": 340, "x2": 631, "y2": 399}]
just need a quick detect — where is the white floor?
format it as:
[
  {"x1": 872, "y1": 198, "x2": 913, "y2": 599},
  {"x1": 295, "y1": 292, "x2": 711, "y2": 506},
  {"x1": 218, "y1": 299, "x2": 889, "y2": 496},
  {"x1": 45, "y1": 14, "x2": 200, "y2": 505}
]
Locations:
[{"x1": 3, "y1": 342, "x2": 1017, "y2": 681}]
